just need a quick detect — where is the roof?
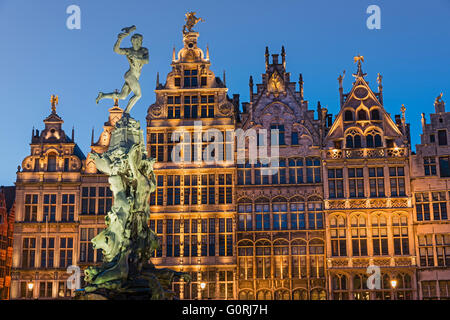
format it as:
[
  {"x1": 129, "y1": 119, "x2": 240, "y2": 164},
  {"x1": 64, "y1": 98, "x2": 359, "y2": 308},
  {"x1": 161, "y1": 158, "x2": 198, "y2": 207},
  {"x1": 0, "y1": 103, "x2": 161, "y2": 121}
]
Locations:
[{"x1": 0, "y1": 186, "x2": 15, "y2": 213}]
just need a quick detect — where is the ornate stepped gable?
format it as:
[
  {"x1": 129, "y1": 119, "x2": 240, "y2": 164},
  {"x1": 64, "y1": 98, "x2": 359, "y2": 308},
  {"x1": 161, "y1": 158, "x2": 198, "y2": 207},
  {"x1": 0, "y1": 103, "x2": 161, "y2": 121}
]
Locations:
[
  {"x1": 241, "y1": 47, "x2": 321, "y2": 149},
  {"x1": 325, "y1": 58, "x2": 410, "y2": 152},
  {"x1": 20, "y1": 96, "x2": 85, "y2": 174},
  {"x1": 147, "y1": 30, "x2": 238, "y2": 123}
]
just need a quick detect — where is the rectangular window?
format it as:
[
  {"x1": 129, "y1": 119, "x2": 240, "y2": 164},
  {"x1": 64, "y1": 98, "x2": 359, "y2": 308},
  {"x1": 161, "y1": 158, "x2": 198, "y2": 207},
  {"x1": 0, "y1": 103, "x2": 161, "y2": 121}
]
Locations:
[
  {"x1": 43, "y1": 194, "x2": 56, "y2": 222},
  {"x1": 218, "y1": 174, "x2": 233, "y2": 204},
  {"x1": 424, "y1": 157, "x2": 437, "y2": 176},
  {"x1": 415, "y1": 192, "x2": 431, "y2": 221},
  {"x1": 328, "y1": 169, "x2": 344, "y2": 198},
  {"x1": 270, "y1": 124, "x2": 285, "y2": 145},
  {"x1": 22, "y1": 238, "x2": 36, "y2": 268},
  {"x1": 184, "y1": 69, "x2": 198, "y2": 88},
  {"x1": 183, "y1": 95, "x2": 198, "y2": 119},
  {"x1": 389, "y1": 167, "x2": 406, "y2": 196},
  {"x1": 149, "y1": 132, "x2": 165, "y2": 162},
  {"x1": 432, "y1": 192, "x2": 447, "y2": 221},
  {"x1": 369, "y1": 167, "x2": 385, "y2": 197},
  {"x1": 291, "y1": 132, "x2": 299, "y2": 145},
  {"x1": 200, "y1": 95, "x2": 214, "y2": 118},
  {"x1": 306, "y1": 157, "x2": 321, "y2": 183},
  {"x1": 59, "y1": 237, "x2": 73, "y2": 268},
  {"x1": 438, "y1": 129, "x2": 447, "y2": 145},
  {"x1": 167, "y1": 95, "x2": 181, "y2": 119},
  {"x1": 81, "y1": 187, "x2": 96, "y2": 214},
  {"x1": 418, "y1": 235, "x2": 434, "y2": 267},
  {"x1": 439, "y1": 156, "x2": 450, "y2": 177},
  {"x1": 97, "y1": 187, "x2": 113, "y2": 215},
  {"x1": 61, "y1": 194, "x2": 75, "y2": 222},
  {"x1": 436, "y1": 234, "x2": 450, "y2": 267},
  {"x1": 166, "y1": 175, "x2": 181, "y2": 206},
  {"x1": 41, "y1": 237, "x2": 55, "y2": 268},
  {"x1": 80, "y1": 228, "x2": 96, "y2": 263},
  {"x1": 289, "y1": 158, "x2": 303, "y2": 184},
  {"x1": 348, "y1": 168, "x2": 364, "y2": 198},
  {"x1": 24, "y1": 194, "x2": 38, "y2": 222}
]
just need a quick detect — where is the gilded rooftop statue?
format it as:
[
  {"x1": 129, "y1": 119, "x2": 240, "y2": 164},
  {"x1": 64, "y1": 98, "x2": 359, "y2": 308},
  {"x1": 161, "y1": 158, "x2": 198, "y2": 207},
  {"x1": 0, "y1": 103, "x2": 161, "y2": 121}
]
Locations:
[{"x1": 182, "y1": 11, "x2": 204, "y2": 34}]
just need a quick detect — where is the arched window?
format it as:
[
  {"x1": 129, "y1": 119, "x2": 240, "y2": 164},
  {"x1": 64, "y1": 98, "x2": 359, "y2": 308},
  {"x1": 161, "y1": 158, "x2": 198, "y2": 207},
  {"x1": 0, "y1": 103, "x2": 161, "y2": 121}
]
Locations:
[
  {"x1": 350, "y1": 215, "x2": 368, "y2": 256},
  {"x1": 255, "y1": 240, "x2": 271, "y2": 279},
  {"x1": 346, "y1": 133, "x2": 362, "y2": 148},
  {"x1": 256, "y1": 289, "x2": 272, "y2": 300},
  {"x1": 330, "y1": 216, "x2": 346, "y2": 256},
  {"x1": 374, "y1": 134, "x2": 382, "y2": 147},
  {"x1": 309, "y1": 239, "x2": 325, "y2": 278},
  {"x1": 344, "y1": 110, "x2": 354, "y2": 121},
  {"x1": 353, "y1": 274, "x2": 370, "y2": 300},
  {"x1": 47, "y1": 153, "x2": 57, "y2": 172},
  {"x1": 332, "y1": 274, "x2": 349, "y2": 300},
  {"x1": 273, "y1": 240, "x2": 289, "y2": 279},
  {"x1": 310, "y1": 288, "x2": 326, "y2": 300},
  {"x1": 366, "y1": 130, "x2": 383, "y2": 148},
  {"x1": 238, "y1": 290, "x2": 254, "y2": 300},
  {"x1": 292, "y1": 289, "x2": 308, "y2": 300},
  {"x1": 237, "y1": 240, "x2": 253, "y2": 280},
  {"x1": 371, "y1": 109, "x2": 381, "y2": 120},
  {"x1": 291, "y1": 240, "x2": 307, "y2": 279},
  {"x1": 357, "y1": 110, "x2": 368, "y2": 121},
  {"x1": 274, "y1": 289, "x2": 290, "y2": 300}
]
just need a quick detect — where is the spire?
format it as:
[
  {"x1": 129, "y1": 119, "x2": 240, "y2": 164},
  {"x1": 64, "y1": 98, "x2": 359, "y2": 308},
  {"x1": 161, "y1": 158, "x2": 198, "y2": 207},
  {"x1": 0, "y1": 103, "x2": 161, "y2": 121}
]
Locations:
[
  {"x1": 206, "y1": 45, "x2": 210, "y2": 60},
  {"x1": 50, "y1": 94, "x2": 59, "y2": 114},
  {"x1": 299, "y1": 74, "x2": 304, "y2": 100},
  {"x1": 72, "y1": 126, "x2": 75, "y2": 142},
  {"x1": 32, "y1": 126, "x2": 35, "y2": 140},
  {"x1": 281, "y1": 46, "x2": 286, "y2": 69},
  {"x1": 223, "y1": 70, "x2": 226, "y2": 87},
  {"x1": 352, "y1": 55, "x2": 366, "y2": 78},
  {"x1": 265, "y1": 46, "x2": 269, "y2": 70},
  {"x1": 338, "y1": 70, "x2": 345, "y2": 107},
  {"x1": 401, "y1": 104, "x2": 407, "y2": 133},
  {"x1": 377, "y1": 73, "x2": 383, "y2": 105},
  {"x1": 91, "y1": 127, "x2": 95, "y2": 145},
  {"x1": 249, "y1": 75, "x2": 254, "y2": 101},
  {"x1": 156, "y1": 72, "x2": 160, "y2": 88},
  {"x1": 172, "y1": 46, "x2": 176, "y2": 61}
]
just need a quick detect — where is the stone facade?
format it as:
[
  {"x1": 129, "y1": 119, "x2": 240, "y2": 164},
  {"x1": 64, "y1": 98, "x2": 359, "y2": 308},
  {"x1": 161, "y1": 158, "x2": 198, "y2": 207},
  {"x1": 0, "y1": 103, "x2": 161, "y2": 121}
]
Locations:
[{"x1": 9, "y1": 29, "x2": 450, "y2": 300}]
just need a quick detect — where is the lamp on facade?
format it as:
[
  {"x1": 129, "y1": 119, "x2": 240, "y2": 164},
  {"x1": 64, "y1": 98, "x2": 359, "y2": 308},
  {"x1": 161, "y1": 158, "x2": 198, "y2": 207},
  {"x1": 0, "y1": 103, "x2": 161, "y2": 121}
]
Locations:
[
  {"x1": 27, "y1": 282, "x2": 34, "y2": 299},
  {"x1": 390, "y1": 279, "x2": 398, "y2": 300},
  {"x1": 200, "y1": 282, "x2": 206, "y2": 290}
]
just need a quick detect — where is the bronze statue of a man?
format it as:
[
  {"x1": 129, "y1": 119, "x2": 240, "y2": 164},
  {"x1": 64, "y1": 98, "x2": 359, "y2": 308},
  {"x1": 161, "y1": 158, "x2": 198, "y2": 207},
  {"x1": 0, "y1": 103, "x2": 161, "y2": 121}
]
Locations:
[{"x1": 96, "y1": 26, "x2": 149, "y2": 115}]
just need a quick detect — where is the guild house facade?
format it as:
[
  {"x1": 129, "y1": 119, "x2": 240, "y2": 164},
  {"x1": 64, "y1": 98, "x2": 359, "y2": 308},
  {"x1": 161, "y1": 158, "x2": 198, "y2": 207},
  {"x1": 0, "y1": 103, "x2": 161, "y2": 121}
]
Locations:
[{"x1": 9, "y1": 24, "x2": 450, "y2": 300}]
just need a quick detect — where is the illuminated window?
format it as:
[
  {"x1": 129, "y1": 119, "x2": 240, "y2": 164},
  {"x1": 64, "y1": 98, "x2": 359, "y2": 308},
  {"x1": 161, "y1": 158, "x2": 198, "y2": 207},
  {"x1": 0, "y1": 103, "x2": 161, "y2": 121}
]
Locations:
[
  {"x1": 218, "y1": 174, "x2": 233, "y2": 204},
  {"x1": 291, "y1": 240, "x2": 307, "y2": 279},
  {"x1": 238, "y1": 241, "x2": 253, "y2": 280},
  {"x1": 308, "y1": 201, "x2": 323, "y2": 229},
  {"x1": 255, "y1": 241, "x2": 271, "y2": 279},
  {"x1": 238, "y1": 200, "x2": 252, "y2": 231},
  {"x1": 272, "y1": 199, "x2": 288, "y2": 230},
  {"x1": 436, "y1": 234, "x2": 450, "y2": 266},
  {"x1": 309, "y1": 239, "x2": 325, "y2": 278},
  {"x1": 166, "y1": 175, "x2": 181, "y2": 206},
  {"x1": 255, "y1": 199, "x2": 270, "y2": 230},
  {"x1": 273, "y1": 240, "x2": 289, "y2": 279},
  {"x1": 332, "y1": 274, "x2": 348, "y2": 300}
]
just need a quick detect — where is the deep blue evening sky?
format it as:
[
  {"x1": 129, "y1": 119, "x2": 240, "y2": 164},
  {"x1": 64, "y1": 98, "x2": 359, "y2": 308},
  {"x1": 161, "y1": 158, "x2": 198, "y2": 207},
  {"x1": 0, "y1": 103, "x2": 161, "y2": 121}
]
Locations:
[{"x1": 0, "y1": 0, "x2": 449, "y2": 185}]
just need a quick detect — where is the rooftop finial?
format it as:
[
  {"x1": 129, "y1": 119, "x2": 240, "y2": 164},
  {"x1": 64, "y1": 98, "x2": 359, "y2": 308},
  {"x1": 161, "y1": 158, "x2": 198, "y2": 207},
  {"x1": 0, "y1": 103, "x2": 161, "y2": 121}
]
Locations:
[
  {"x1": 223, "y1": 70, "x2": 226, "y2": 87},
  {"x1": 182, "y1": 12, "x2": 204, "y2": 34},
  {"x1": 299, "y1": 74, "x2": 304, "y2": 100},
  {"x1": 50, "y1": 94, "x2": 59, "y2": 114},
  {"x1": 353, "y1": 55, "x2": 366, "y2": 78},
  {"x1": 281, "y1": 46, "x2": 286, "y2": 68},
  {"x1": 156, "y1": 72, "x2": 160, "y2": 88},
  {"x1": 172, "y1": 46, "x2": 176, "y2": 61},
  {"x1": 206, "y1": 45, "x2": 210, "y2": 60},
  {"x1": 113, "y1": 89, "x2": 119, "y2": 107},
  {"x1": 265, "y1": 46, "x2": 269, "y2": 70}
]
